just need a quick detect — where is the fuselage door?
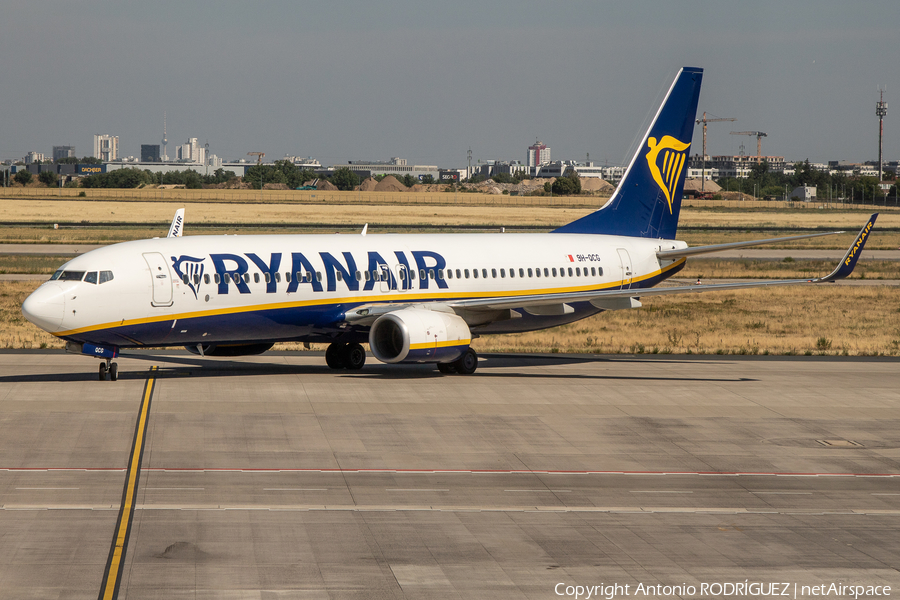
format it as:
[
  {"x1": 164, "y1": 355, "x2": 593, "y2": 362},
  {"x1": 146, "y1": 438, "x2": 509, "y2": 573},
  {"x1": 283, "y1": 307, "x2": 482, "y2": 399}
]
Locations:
[
  {"x1": 616, "y1": 248, "x2": 633, "y2": 290},
  {"x1": 395, "y1": 264, "x2": 409, "y2": 292},
  {"x1": 143, "y1": 252, "x2": 174, "y2": 307}
]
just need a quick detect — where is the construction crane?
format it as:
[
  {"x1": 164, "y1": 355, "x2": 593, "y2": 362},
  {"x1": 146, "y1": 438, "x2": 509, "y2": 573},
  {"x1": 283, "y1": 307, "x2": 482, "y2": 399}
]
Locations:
[
  {"x1": 247, "y1": 152, "x2": 265, "y2": 164},
  {"x1": 695, "y1": 112, "x2": 736, "y2": 192},
  {"x1": 730, "y1": 131, "x2": 767, "y2": 158}
]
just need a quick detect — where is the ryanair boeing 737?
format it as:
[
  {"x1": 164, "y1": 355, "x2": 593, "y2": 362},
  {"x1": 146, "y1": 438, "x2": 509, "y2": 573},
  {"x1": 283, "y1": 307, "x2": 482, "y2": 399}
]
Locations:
[{"x1": 22, "y1": 67, "x2": 877, "y2": 380}]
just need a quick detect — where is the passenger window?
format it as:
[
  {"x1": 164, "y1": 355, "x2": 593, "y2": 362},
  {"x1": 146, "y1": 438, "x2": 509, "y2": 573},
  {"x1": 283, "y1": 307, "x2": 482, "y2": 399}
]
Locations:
[
  {"x1": 372, "y1": 270, "x2": 379, "y2": 281},
  {"x1": 214, "y1": 274, "x2": 221, "y2": 284},
  {"x1": 275, "y1": 272, "x2": 281, "y2": 283},
  {"x1": 254, "y1": 273, "x2": 260, "y2": 283},
  {"x1": 399, "y1": 270, "x2": 406, "y2": 281},
  {"x1": 528, "y1": 268, "x2": 533, "y2": 277},
  {"x1": 356, "y1": 270, "x2": 362, "y2": 281},
  {"x1": 473, "y1": 269, "x2": 478, "y2": 279},
  {"x1": 243, "y1": 273, "x2": 250, "y2": 283},
  {"x1": 500, "y1": 269, "x2": 505, "y2": 278},
  {"x1": 364, "y1": 271, "x2": 370, "y2": 281},
  {"x1": 568, "y1": 267, "x2": 573, "y2": 277},
  {"x1": 233, "y1": 273, "x2": 241, "y2": 284},
  {"x1": 598, "y1": 267, "x2": 603, "y2": 276},
  {"x1": 535, "y1": 268, "x2": 541, "y2": 278},
  {"x1": 576, "y1": 267, "x2": 581, "y2": 276},
  {"x1": 508, "y1": 268, "x2": 513, "y2": 278},
  {"x1": 446, "y1": 269, "x2": 452, "y2": 280},
  {"x1": 336, "y1": 271, "x2": 343, "y2": 282},
  {"x1": 456, "y1": 269, "x2": 461, "y2": 279},
  {"x1": 100, "y1": 270, "x2": 114, "y2": 284},
  {"x1": 192, "y1": 273, "x2": 200, "y2": 285},
  {"x1": 482, "y1": 269, "x2": 488, "y2": 279},
  {"x1": 419, "y1": 269, "x2": 426, "y2": 280},
  {"x1": 264, "y1": 273, "x2": 270, "y2": 284},
  {"x1": 410, "y1": 269, "x2": 416, "y2": 280},
  {"x1": 84, "y1": 271, "x2": 99, "y2": 284},
  {"x1": 429, "y1": 270, "x2": 435, "y2": 280},
  {"x1": 591, "y1": 267, "x2": 596, "y2": 276},
  {"x1": 464, "y1": 269, "x2": 470, "y2": 279},
  {"x1": 544, "y1": 268, "x2": 549, "y2": 277},
  {"x1": 519, "y1": 268, "x2": 525, "y2": 278},
  {"x1": 491, "y1": 269, "x2": 497, "y2": 278},
  {"x1": 552, "y1": 268, "x2": 557, "y2": 277},
  {"x1": 180, "y1": 274, "x2": 188, "y2": 285},
  {"x1": 316, "y1": 271, "x2": 322, "y2": 282},
  {"x1": 438, "y1": 269, "x2": 444, "y2": 279}
]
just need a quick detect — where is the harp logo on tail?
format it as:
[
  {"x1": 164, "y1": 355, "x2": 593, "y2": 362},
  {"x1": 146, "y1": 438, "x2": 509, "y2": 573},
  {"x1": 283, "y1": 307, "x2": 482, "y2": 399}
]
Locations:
[{"x1": 645, "y1": 135, "x2": 691, "y2": 214}]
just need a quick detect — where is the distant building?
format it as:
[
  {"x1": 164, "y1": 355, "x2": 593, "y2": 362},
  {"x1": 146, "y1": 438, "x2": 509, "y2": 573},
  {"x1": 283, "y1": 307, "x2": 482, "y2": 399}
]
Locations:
[
  {"x1": 141, "y1": 144, "x2": 161, "y2": 162},
  {"x1": 52, "y1": 146, "x2": 75, "y2": 161},
  {"x1": 527, "y1": 141, "x2": 550, "y2": 168},
  {"x1": 93, "y1": 134, "x2": 119, "y2": 161},
  {"x1": 688, "y1": 154, "x2": 785, "y2": 178},
  {"x1": 790, "y1": 186, "x2": 816, "y2": 201},
  {"x1": 345, "y1": 157, "x2": 438, "y2": 181},
  {"x1": 24, "y1": 151, "x2": 45, "y2": 164}
]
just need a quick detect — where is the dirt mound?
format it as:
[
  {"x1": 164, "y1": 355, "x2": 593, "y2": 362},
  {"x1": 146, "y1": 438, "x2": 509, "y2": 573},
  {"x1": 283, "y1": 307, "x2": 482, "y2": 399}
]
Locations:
[
  {"x1": 374, "y1": 175, "x2": 408, "y2": 192},
  {"x1": 263, "y1": 183, "x2": 290, "y2": 190},
  {"x1": 317, "y1": 180, "x2": 338, "y2": 191},
  {"x1": 683, "y1": 178, "x2": 722, "y2": 193},
  {"x1": 359, "y1": 177, "x2": 378, "y2": 191},
  {"x1": 580, "y1": 178, "x2": 614, "y2": 193}
]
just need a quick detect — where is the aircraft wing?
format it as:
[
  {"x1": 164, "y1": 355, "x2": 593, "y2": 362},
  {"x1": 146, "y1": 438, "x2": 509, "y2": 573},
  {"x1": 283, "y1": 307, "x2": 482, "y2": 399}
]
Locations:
[
  {"x1": 448, "y1": 213, "x2": 878, "y2": 313},
  {"x1": 656, "y1": 231, "x2": 843, "y2": 259}
]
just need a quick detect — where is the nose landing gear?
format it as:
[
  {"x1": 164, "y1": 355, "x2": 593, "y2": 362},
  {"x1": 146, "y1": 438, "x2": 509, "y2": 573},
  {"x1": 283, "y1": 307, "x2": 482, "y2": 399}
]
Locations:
[{"x1": 99, "y1": 359, "x2": 119, "y2": 381}]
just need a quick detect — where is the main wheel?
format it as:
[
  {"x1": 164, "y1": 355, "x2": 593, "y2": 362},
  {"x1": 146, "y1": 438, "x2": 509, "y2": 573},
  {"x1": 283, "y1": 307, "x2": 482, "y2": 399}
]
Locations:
[
  {"x1": 98, "y1": 362, "x2": 108, "y2": 381},
  {"x1": 453, "y1": 348, "x2": 478, "y2": 375},
  {"x1": 109, "y1": 362, "x2": 118, "y2": 382},
  {"x1": 325, "y1": 343, "x2": 347, "y2": 369},
  {"x1": 342, "y1": 343, "x2": 366, "y2": 370}
]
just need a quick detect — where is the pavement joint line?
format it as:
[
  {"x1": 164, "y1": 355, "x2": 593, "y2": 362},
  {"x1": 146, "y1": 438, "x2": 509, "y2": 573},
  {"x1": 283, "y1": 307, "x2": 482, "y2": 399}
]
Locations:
[{"x1": 98, "y1": 366, "x2": 156, "y2": 600}]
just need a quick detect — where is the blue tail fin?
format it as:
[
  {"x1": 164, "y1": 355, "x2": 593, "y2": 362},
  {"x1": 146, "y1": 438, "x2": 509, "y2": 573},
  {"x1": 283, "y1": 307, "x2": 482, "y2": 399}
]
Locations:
[{"x1": 552, "y1": 67, "x2": 703, "y2": 239}]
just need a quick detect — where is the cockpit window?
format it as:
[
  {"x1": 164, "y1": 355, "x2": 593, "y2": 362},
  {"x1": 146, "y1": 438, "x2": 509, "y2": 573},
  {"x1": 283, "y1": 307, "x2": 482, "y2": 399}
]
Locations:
[
  {"x1": 50, "y1": 270, "x2": 63, "y2": 280},
  {"x1": 57, "y1": 270, "x2": 86, "y2": 281},
  {"x1": 99, "y1": 270, "x2": 114, "y2": 284},
  {"x1": 84, "y1": 271, "x2": 99, "y2": 284}
]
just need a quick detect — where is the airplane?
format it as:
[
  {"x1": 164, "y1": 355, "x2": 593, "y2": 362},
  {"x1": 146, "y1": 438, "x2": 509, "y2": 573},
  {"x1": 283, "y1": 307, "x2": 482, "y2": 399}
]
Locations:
[{"x1": 22, "y1": 66, "x2": 877, "y2": 381}]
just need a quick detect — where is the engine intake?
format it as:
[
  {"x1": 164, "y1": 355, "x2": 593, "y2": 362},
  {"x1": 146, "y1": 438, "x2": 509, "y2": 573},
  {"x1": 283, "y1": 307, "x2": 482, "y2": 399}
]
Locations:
[{"x1": 369, "y1": 308, "x2": 471, "y2": 364}]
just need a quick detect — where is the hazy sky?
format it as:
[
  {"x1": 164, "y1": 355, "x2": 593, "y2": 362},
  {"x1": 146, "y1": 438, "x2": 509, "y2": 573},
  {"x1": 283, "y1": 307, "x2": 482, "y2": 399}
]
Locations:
[{"x1": 2, "y1": 1, "x2": 898, "y2": 169}]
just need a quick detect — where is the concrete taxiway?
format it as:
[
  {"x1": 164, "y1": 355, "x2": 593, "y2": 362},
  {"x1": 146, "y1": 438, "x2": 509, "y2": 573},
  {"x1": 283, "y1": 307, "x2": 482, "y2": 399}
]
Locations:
[{"x1": 0, "y1": 351, "x2": 898, "y2": 598}]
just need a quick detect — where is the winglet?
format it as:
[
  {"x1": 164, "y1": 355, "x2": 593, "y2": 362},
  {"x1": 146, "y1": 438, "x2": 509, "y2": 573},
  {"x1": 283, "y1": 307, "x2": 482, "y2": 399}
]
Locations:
[
  {"x1": 815, "y1": 213, "x2": 877, "y2": 282},
  {"x1": 167, "y1": 208, "x2": 185, "y2": 238}
]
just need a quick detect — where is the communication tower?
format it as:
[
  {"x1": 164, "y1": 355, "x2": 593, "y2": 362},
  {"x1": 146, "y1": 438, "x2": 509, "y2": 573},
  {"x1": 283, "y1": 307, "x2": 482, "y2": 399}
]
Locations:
[{"x1": 877, "y1": 89, "x2": 887, "y2": 182}]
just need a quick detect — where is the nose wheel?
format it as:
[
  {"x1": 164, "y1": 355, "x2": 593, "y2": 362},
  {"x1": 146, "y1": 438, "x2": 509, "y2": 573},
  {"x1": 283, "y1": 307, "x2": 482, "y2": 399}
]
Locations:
[{"x1": 99, "y1": 360, "x2": 119, "y2": 381}]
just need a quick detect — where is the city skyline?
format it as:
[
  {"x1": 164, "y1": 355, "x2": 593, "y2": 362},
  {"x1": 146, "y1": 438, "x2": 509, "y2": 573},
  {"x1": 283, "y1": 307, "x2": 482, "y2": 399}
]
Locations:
[{"x1": 1, "y1": 1, "x2": 898, "y2": 169}]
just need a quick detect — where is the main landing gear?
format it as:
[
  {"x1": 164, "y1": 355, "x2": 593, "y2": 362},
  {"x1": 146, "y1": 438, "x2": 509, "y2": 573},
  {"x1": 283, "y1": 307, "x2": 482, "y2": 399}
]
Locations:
[
  {"x1": 437, "y1": 348, "x2": 478, "y2": 375},
  {"x1": 325, "y1": 342, "x2": 367, "y2": 370},
  {"x1": 99, "y1": 359, "x2": 119, "y2": 381}
]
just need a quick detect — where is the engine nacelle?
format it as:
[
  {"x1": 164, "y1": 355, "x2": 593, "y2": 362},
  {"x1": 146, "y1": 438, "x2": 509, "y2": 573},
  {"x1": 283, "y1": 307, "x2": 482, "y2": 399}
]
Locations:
[
  {"x1": 369, "y1": 308, "x2": 471, "y2": 364},
  {"x1": 185, "y1": 342, "x2": 274, "y2": 357}
]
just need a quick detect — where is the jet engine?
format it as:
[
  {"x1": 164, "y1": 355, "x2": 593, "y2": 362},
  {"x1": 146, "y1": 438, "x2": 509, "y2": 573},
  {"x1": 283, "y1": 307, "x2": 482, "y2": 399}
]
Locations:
[
  {"x1": 369, "y1": 308, "x2": 471, "y2": 364},
  {"x1": 185, "y1": 342, "x2": 274, "y2": 357}
]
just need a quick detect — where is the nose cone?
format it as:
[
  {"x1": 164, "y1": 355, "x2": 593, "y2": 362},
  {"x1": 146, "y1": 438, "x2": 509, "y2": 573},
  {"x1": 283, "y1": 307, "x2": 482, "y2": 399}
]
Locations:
[{"x1": 22, "y1": 282, "x2": 66, "y2": 332}]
